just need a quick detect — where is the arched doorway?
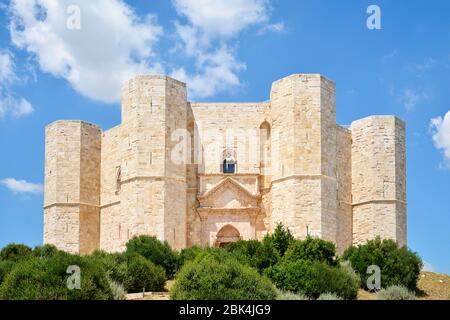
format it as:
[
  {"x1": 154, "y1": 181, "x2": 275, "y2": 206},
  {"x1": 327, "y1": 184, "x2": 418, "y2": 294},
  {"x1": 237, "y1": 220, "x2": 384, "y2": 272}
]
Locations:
[{"x1": 215, "y1": 225, "x2": 241, "y2": 247}]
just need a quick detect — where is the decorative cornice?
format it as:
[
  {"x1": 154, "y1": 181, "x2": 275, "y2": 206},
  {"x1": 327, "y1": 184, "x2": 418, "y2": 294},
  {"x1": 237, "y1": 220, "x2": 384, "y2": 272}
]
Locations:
[
  {"x1": 197, "y1": 207, "x2": 260, "y2": 218},
  {"x1": 197, "y1": 177, "x2": 260, "y2": 202},
  {"x1": 198, "y1": 173, "x2": 260, "y2": 178},
  {"x1": 44, "y1": 202, "x2": 99, "y2": 210},
  {"x1": 352, "y1": 199, "x2": 407, "y2": 207},
  {"x1": 271, "y1": 174, "x2": 337, "y2": 185}
]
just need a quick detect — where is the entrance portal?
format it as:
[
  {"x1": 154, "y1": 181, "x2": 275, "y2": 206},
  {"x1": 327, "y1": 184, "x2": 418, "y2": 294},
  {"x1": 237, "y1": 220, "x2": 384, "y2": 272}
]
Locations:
[{"x1": 215, "y1": 225, "x2": 241, "y2": 247}]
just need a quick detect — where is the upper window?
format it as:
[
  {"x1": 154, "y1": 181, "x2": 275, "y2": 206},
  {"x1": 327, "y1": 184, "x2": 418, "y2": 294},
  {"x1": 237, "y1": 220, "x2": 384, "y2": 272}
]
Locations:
[
  {"x1": 222, "y1": 148, "x2": 237, "y2": 174},
  {"x1": 223, "y1": 159, "x2": 236, "y2": 174}
]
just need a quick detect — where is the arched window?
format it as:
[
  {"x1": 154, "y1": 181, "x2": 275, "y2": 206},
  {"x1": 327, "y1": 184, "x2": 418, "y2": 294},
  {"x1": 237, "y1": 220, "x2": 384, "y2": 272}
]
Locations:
[
  {"x1": 222, "y1": 148, "x2": 237, "y2": 174},
  {"x1": 223, "y1": 158, "x2": 236, "y2": 174}
]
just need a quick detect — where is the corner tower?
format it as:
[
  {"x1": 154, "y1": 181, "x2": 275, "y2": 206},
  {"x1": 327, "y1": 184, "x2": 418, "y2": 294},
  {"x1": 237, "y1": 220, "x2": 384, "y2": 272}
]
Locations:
[
  {"x1": 351, "y1": 116, "x2": 406, "y2": 246},
  {"x1": 112, "y1": 75, "x2": 188, "y2": 250},
  {"x1": 269, "y1": 74, "x2": 338, "y2": 243},
  {"x1": 44, "y1": 121, "x2": 101, "y2": 255}
]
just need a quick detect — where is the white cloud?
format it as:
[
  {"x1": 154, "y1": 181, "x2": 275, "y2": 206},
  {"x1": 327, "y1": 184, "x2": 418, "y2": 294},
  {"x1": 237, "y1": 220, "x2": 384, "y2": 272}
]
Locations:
[
  {"x1": 397, "y1": 88, "x2": 428, "y2": 111},
  {"x1": 173, "y1": 0, "x2": 270, "y2": 39},
  {"x1": 0, "y1": 51, "x2": 34, "y2": 119},
  {"x1": 0, "y1": 178, "x2": 43, "y2": 195},
  {"x1": 0, "y1": 51, "x2": 16, "y2": 83},
  {"x1": 171, "y1": 0, "x2": 278, "y2": 99},
  {"x1": 8, "y1": 0, "x2": 163, "y2": 103},
  {"x1": 257, "y1": 22, "x2": 285, "y2": 35},
  {"x1": 430, "y1": 111, "x2": 450, "y2": 168},
  {"x1": 0, "y1": 96, "x2": 34, "y2": 119},
  {"x1": 7, "y1": 0, "x2": 283, "y2": 102},
  {"x1": 172, "y1": 47, "x2": 245, "y2": 98}
]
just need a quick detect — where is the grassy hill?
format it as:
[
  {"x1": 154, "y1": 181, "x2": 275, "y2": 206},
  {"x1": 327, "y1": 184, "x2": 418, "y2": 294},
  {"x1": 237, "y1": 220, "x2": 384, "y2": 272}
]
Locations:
[{"x1": 358, "y1": 272, "x2": 450, "y2": 300}]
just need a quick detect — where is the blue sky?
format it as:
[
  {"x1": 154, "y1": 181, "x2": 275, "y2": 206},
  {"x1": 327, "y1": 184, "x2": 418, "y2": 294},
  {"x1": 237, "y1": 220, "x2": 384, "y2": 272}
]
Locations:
[{"x1": 0, "y1": 0, "x2": 449, "y2": 274}]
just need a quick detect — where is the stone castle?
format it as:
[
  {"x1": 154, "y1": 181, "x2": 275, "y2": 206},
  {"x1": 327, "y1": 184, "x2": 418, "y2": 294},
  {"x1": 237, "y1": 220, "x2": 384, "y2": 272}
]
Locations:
[{"x1": 43, "y1": 73, "x2": 406, "y2": 255}]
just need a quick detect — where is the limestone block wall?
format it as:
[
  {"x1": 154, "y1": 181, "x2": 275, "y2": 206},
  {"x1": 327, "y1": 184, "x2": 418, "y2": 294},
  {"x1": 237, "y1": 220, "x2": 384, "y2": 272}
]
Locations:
[
  {"x1": 190, "y1": 103, "x2": 270, "y2": 174},
  {"x1": 351, "y1": 116, "x2": 406, "y2": 246},
  {"x1": 99, "y1": 75, "x2": 188, "y2": 251},
  {"x1": 336, "y1": 125, "x2": 353, "y2": 253},
  {"x1": 186, "y1": 102, "x2": 270, "y2": 245},
  {"x1": 269, "y1": 74, "x2": 338, "y2": 242},
  {"x1": 43, "y1": 72, "x2": 408, "y2": 254},
  {"x1": 44, "y1": 121, "x2": 101, "y2": 254}
]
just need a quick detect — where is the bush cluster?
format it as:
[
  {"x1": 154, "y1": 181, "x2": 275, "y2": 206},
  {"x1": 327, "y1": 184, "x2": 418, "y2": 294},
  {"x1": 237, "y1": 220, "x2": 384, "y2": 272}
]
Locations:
[
  {"x1": 87, "y1": 250, "x2": 167, "y2": 294},
  {"x1": 0, "y1": 224, "x2": 425, "y2": 301},
  {"x1": 266, "y1": 259, "x2": 360, "y2": 300},
  {"x1": 225, "y1": 240, "x2": 279, "y2": 273},
  {"x1": 0, "y1": 250, "x2": 113, "y2": 300},
  {"x1": 283, "y1": 237, "x2": 337, "y2": 266},
  {"x1": 0, "y1": 237, "x2": 174, "y2": 300},
  {"x1": 126, "y1": 236, "x2": 179, "y2": 278},
  {"x1": 170, "y1": 251, "x2": 277, "y2": 300},
  {"x1": 342, "y1": 237, "x2": 422, "y2": 291}
]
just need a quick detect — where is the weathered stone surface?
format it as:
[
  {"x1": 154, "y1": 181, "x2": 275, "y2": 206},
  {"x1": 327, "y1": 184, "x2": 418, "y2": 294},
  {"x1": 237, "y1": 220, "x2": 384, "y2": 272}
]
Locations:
[{"x1": 43, "y1": 73, "x2": 407, "y2": 254}]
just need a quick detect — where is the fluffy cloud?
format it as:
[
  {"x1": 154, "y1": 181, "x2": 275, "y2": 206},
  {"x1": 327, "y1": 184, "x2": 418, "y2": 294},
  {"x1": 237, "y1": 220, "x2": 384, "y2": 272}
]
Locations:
[
  {"x1": 0, "y1": 178, "x2": 43, "y2": 195},
  {"x1": 173, "y1": 0, "x2": 270, "y2": 39},
  {"x1": 172, "y1": 47, "x2": 245, "y2": 98},
  {"x1": 0, "y1": 96, "x2": 34, "y2": 119},
  {"x1": 0, "y1": 51, "x2": 34, "y2": 119},
  {"x1": 171, "y1": 0, "x2": 278, "y2": 99},
  {"x1": 430, "y1": 111, "x2": 450, "y2": 168},
  {"x1": 7, "y1": 0, "x2": 282, "y2": 102},
  {"x1": 8, "y1": 0, "x2": 163, "y2": 103}
]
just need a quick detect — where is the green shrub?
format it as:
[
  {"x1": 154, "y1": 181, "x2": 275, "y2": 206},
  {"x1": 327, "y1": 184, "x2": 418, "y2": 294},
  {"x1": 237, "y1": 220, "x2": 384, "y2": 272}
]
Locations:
[
  {"x1": 126, "y1": 236, "x2": 179, "y2": 278},
  {"x1": 276, "y1": 290, "x2": 309, "y2": 300},
  {"x1": 225, "y1": 240, "x2": 279, "y2": 272},
  {"x1": 317, "y1": 293, "x2": 343, "y2": 300},
  {"x1": 0, "y1": 260, "x2": 15, "y2": 285},
  {"x1": 283, "y1": 237, "x2": 337, "y2": 266},
  {"x1": 170, "y1": 252, "x2": 277, "y2": 300},
  {"x1": 0, "y1": 251, "x2": 113, "y2": 300},
  {"x1": 266, "y1": 260, "x2": 360, "y2": 300},
  {"x1": 377, "y1": 285, "x2": 416, "y2": 300},
  {"x1": 342, "y1": 237, "x2": 422, "y2": 291},
  {"x1": 87, "y1": 251, "x2": 128, "y2": 286},
  {"x1": 179, "y1": 246, "x2": 205, "y2": 266},
  {"x1": 262, "y1": 223, "x2": 294, "y2": 257},
  {"x1": 0, "y1": 244, "x2": 32, "y2": 262},
  {"x1": 33, "y1": 244, "x2": 59, "y2": 259},
  {"x1": 108, "y1": 279, "x2": 127, "y2": 300},
  {"x1": 123, "y1": 253, "x2": 166, "y2": 293}
]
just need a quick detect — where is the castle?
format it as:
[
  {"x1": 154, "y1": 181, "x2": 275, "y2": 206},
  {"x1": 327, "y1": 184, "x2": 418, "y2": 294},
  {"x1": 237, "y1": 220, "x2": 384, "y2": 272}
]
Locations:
[{"x1": 43, "y1": 73, "x2": 407, "y2": 255}]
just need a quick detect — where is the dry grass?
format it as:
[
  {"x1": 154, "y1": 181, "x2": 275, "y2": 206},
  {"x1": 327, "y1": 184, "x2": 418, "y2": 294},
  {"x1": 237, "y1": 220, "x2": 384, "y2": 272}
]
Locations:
[
  {"x1": 127, "y1": 273, "x2": 450, "y2": 301},
  {"x1": 358, "y1": 272, "x2": 450, "y2": 300}
]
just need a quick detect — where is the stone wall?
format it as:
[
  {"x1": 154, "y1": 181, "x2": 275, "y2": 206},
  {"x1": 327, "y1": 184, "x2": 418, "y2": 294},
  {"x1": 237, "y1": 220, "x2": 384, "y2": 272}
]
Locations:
[
  {"x1": 336, "y1": 125, "x2": 353, "y2": 253},
  {"x1": 43, "y1": 73, "x2": 407, "y2": 255},
  {"x1": 269, "y1": 74, "x2": 338, "y2": 242},
  {"x1": 351, "y1": 116, "x2": 406, "y2": 246},
  {"x1": 44, "y1": 121, "x2": 101, "y2": 255}
]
